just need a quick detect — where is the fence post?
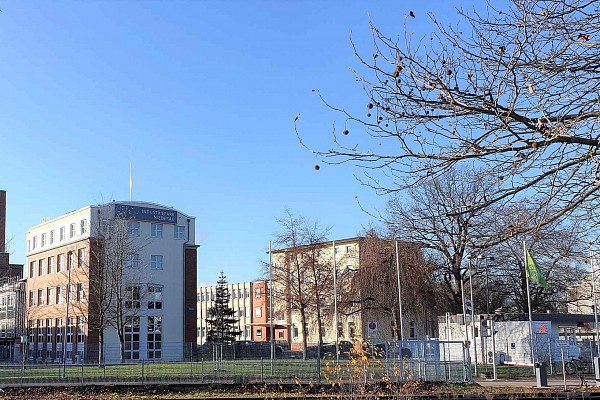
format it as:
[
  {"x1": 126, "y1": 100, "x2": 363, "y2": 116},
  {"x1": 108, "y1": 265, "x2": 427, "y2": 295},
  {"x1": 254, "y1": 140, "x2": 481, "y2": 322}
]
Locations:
[
  {"x1": 261, "y1": 356, "x2": 264, "y2": 382},
  {"x1": 141, "y1": 359, "x2": 145, "y2": 384},
  {"x1": 80, "y1": 362, "x2": 83, "y2": 385}
]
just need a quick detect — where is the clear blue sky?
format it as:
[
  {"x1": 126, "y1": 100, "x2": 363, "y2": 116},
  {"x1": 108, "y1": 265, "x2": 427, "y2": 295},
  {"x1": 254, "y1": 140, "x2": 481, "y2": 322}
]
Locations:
[{"x1": 0, "y1": 1, "x2": 479, "y2": 285}]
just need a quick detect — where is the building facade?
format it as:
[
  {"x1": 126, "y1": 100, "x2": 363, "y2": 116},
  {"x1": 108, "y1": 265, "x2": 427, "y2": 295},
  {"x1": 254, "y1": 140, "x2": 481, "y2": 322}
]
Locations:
[
  {"x1": 271, "y1": 237, "x2": 433, "y2": 351},
  {"x1": 197, "y1": 280, "x2": 288, "y2": 345},
  {"x1": 25, "y1": 201, "x2": 197, "y2": 363}
]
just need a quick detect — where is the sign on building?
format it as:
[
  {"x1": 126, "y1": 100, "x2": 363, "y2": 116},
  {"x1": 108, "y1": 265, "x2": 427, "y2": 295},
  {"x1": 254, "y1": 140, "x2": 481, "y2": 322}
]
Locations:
[{"x1": 114, "y1": 204, "x2": 178, "y2": 224}]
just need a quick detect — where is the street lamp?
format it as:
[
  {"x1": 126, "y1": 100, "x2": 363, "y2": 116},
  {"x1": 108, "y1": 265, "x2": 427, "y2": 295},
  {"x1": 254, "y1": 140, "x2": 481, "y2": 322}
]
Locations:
[{"x1": 467, "y1": 253, "x2": 478, "y2": 375}]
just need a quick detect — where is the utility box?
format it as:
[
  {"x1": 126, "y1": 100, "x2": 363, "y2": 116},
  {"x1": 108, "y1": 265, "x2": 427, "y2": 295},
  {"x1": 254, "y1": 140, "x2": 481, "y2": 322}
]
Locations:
[
  {"x1": 594, "y1": 357, "x2": 600, "y2": 386},
  {"x1": 535, "y1": 362, "x2": 548, "y2": 387}
]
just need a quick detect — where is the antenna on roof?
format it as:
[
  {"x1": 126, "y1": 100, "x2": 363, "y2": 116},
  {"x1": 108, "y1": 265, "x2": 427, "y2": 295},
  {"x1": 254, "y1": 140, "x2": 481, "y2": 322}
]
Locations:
[{"x1": 129, "y1": 161, "x2": 133, "y2": 201}]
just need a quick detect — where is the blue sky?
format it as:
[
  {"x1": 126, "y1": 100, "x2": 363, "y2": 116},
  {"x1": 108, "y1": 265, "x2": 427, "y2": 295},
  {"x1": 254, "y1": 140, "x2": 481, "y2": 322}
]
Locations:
[{"x1": 0, "y1": 1, "x2": 479, "y2": 285}]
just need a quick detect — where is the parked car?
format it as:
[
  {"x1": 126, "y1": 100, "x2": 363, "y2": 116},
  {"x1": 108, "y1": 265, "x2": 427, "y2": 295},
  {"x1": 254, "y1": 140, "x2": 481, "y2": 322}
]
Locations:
[{"x1": 232, "y1": 341, "x2": 283, "y2": 358}]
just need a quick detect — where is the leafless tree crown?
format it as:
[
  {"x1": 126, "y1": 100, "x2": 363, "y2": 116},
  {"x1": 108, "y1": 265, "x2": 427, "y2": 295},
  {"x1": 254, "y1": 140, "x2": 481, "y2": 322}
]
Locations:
[{"x1": 301, "y1": 0, "x2": 600, "y2": 235}]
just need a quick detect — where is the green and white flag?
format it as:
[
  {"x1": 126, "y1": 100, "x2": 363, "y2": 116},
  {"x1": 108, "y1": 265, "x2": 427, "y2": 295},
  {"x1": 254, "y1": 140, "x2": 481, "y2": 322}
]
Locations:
[{"x1": 526, "y1": 249, "x2": 547, "y2": 288}]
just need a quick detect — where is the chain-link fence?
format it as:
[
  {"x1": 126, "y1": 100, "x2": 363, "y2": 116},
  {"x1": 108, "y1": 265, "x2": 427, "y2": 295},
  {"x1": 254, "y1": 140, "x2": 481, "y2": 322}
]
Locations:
[{"x1": 0, "y1": 340, "x2": 470, "y2": 386}]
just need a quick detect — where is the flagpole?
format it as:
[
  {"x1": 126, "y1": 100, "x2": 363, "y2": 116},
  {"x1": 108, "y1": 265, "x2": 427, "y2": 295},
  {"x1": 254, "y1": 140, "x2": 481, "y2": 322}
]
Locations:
[
  {"x1": 333, "y1": 240, "x2": 339, "y2": 363},
  {"x1": 524, "y1": 241, "x2": 535, "y2": 367},
  {"x1": 590, "y1": 244, "x2": 599, "y2": 356}
]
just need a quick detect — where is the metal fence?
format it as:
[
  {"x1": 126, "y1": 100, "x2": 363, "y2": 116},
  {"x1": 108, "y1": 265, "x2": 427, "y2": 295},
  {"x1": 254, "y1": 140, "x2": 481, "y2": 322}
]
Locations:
[{"x1": 0, "y1": 340, "x2": 470, "y2": 387}]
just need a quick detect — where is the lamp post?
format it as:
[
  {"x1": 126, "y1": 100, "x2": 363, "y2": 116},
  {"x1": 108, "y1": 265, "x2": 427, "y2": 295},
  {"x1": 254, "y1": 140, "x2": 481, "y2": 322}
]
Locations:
[
  {"x1": 268, "y1": 241, "x2": 274, "y2": 365},
  {"x1": 467, "y1": 254, "x2": 478, "y2": 375},
  {"x1": 395, "y1": 240, "x2": 404, "y2": 341}
]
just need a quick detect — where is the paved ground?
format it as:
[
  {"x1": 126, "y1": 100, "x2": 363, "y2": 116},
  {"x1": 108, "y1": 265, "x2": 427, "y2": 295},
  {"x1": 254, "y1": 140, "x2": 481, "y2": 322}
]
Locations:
[{"x1": 474, "y1": 374, "x2": 599, "y2": 389}]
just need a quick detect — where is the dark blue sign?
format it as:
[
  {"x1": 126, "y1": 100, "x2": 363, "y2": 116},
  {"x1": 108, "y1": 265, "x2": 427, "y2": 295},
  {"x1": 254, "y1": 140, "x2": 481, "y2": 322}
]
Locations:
[{"x1": 114, "y1": 204, "x2": 177, "y2": 224}]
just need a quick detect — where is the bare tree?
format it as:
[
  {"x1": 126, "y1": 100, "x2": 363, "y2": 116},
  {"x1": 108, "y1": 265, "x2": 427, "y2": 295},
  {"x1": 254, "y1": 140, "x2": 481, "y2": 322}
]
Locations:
[
  {"x1": 271, "y1": 210, "x2": 331, "y2": 359},
  {"x1": 83, "y1": 212, "x2": 145, "y2": 363},
  {"x1": 301, "y1": 0, "x2": 600, "y2": 238},
  {"x1": 479, "y1": 205, "x2": 588, "y2": 314},
  {"x1": 341, "y1": 230, "x2": 441, "y2": 340},
  {"x1": 384, "y1": 167, "x2": 496, "y2": 313}
]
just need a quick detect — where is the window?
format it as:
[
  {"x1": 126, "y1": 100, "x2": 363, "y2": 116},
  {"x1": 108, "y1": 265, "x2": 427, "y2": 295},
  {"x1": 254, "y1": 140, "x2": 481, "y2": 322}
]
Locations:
[
  {"x1": 151, "y1": 224, "x2": 163, "y2": 238},
  {"x1": 55, "y1": 318, "x2": 63, "y2": 347},
  {"x1": 67, "y1": 284, "x2": 75, "y2": 303},
  {"x1": 78, "y1": 248, "x2": 87, "y2": 268},
  {"x1": 80, "y1": 219, "x2": 87, "y2": 234},
  {"x1": 32, "y1": 236, "x2": 38, "y2": 250},
  {"x1": 37, "y1": 319, "x2": 43, "y2": 346},
  {"x1": 256, "y1": 328, "x2": 262, "y2": 338},
  {"x1": 147, "y1": 316, "x2": 162, "y2": 359},
  {"x1": 151, "y1": 255, "x2": 163, "y2": 270},
  {"x1": 125, "y1": 286, "x2": 141, "y2": 309},
  {"x1": 29, "y1": 262, "x2": 35, "y2": 278},
  {"x1": 126, "y1": 254, "x2": 140, "y2": 269},
  {"x1": 409, "y1": 321, "x2": 416, "y2": 339},
  {"x1": 59, "y1": 227, "x2": 65, "y2": 241},
  {"x1": 48, "y1": 256, "x2": 55, "y2": 274},
  {"x1": 38, "y1": 259, "x2": 45, "y2": 276},
  {"x1": 41, "y1": 233, "x2": 46, "y2": 247},
  {"x1": 57, "y1": 286, "x2": 64, "y2": 304},
  {"x1": 127, "y1": 221, "x2": 140, "y2": 236},
  {"x1": 174, "y1": 226, "x2": 185, "y2": 240},
  {"x1": 47, "y1": 287, "x2": 55, "y2": 305},
  {"x1": 77, "y1": 317, "x2": 85, "y2": 344},
  {"x1": 50, "y1": 230, "x2": 55, "y2": 244},
  {"x1": 37, "y1": 289, "x2": 44, "y2": 306},
  {"x1": 278, "y1": 331, "x2": 284, "y2": 339},
  {"x1": 123, "y1": 317, "x2": 140, "y2": 360},
  {"x1": 57, "y1": 254, "x2": 65, "y2": 272},
  {"x1": 255, "y1": 288, "x2": 262, "y2": 298},
  {"x1": 77, "y1": 283, "x2": 85, "y2": 301},
  {"x1": 255, "y1": 307, "x2": 262, "y2": 318},
  {"x1": 46, "y1": 319, "x2": 53, "y2": 345},
  {"x1": 28, "y1": 291, "x2": 35, "y2": 307},
  {"x1": 147, "y1": 285, "x2": 163, "y2": 309},
  {"x1": 68, "y1": 252, "x2": 75, "y2": 270},
  {"x1": 66, "y1": 318, "x2": 74, "y2": 343},
  {"x1": 346, "y1": 245, "x2": 354, "y2": 253},
  {"x1": 69, "y1": 223, "x2": 76, "y2": 238}
]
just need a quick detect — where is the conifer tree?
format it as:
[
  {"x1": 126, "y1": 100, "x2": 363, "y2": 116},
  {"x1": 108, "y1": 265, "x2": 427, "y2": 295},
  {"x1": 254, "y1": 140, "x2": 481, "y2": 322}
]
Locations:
[{"x1": 205, "y1": 271, "x2": 242, "y2": 343}]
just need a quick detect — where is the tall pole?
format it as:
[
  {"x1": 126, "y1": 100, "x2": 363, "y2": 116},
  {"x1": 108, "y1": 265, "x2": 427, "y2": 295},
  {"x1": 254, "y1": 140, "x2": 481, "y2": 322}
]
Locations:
[
  {"x1": 269, "y1": 241, "x2": 274, "y2": 364},
  {"x1": 590, "y1": 246, "x2": 599, "y2": 355},
  {"x1": 333, "y1": 241, "x2": 339, "y2": 362},
  {"x1": 460, "y1": 274, "x2": 469, "y2": 345},
  {"x1": 524, "y1": 241, "x2": 535, "y2": 366},
  {"x1": 395, "y1": 240, "x2": 404, "y2": 341},
  {"x1": 469, "y1": 256, "x2": 478, "y2": 375},
  {"x1": 62, "y1": 261, "x2": 72, "y2": 378}
]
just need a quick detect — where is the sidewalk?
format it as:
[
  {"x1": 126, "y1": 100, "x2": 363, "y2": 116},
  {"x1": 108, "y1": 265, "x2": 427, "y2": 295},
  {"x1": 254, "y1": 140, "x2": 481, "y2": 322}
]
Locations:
[{"x1": 474, "y1": 374, "x2": 599, "y2": 389}]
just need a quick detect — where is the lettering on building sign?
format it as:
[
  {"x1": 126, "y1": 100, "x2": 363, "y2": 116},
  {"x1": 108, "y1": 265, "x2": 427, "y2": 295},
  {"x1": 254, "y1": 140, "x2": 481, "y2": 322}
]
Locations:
[{"x1": 114, "y1": 204, "x2": 178, "y2": 224}]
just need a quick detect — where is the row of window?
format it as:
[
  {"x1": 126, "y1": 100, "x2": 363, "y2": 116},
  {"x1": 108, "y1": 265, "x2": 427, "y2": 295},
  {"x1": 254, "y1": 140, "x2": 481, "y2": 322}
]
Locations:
[
  {"x1": 30, "y1": 220, "x2": 88, "y2": 252},
  {"x1": 198, "y1": 287, "x2": 257, "y2": 302},
  {"x1": 28, "y1": 283, "x2": 86, "y2": 307},
  {"x1": 29, "y1": 219, "x2": 186, "y2": 253},
  {"x1": 28, "y1": 317, "x2": 85, "y2": 345},
  {"x1": 29, "y1": 249, "x2": 166, "y2": 277},
  {"x1": 29, "y1": 249, "x2": 87, "y2": 279},
  {"x1": 128, "y1": 221, "x2": 186, "y2": 240},
  {"x1": 126, "y1": 254, "x2": 165, "y2": 270}
]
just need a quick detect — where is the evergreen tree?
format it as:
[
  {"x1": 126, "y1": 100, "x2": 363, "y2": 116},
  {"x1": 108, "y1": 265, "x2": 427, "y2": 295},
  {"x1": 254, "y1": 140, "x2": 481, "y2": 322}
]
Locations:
[{"x1": 205, "y1": 271, "x2": 242, "y2": 343}]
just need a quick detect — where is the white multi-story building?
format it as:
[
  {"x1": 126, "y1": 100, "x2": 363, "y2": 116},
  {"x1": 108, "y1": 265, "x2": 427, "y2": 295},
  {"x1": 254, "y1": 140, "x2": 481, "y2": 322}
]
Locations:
[
  {"x1": 25, "y1": 201, "x2": 198, "y2": 363},
  {"x1": 197, "y1": 282, "x2": 253, "y2": 345}
]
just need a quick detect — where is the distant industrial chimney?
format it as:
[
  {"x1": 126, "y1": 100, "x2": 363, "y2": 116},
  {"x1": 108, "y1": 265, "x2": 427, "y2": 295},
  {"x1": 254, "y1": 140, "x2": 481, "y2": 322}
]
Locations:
[{"x1": 0, "y1": 190, "x2": 5, "y2": 253}]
